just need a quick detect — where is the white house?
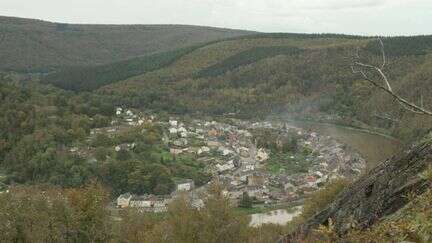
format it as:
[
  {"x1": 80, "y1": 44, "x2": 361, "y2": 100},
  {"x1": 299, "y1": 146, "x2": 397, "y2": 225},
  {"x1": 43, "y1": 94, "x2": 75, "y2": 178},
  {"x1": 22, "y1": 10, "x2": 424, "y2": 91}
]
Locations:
[
  {"x1": 256, "y1": 148, "x2": 269, "y2": 162},
  {"x1": 130, "y1": 199, "x2": 153, "y2": 208},
  {"x1": 117, "y1": 193, "x2": 133, "y2": 208},
  {"x1": 216, "y1": 160, "x2": 235, "y2": 173},
  {"x1": 116, "y1": 108, "x2": 123, "y2": 116},
  {"x1": 169, "y1": 120, "x2": 178, "y2": 127},
  {"x1": 176, "y1": 180, "x2": 195, "y2": 192}
]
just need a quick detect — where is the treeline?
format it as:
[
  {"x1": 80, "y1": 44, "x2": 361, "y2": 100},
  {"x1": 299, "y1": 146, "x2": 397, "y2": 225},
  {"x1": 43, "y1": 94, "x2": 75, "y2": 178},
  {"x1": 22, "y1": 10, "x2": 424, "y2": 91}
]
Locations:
[
  {"x1": 366, "y1": 35, "x2": 432, "y2": 57},
  {"x1": 42, "y1": 46, "x2": 198, "y2": 91},
  {"x1": 196, "y1": 46, "x2": 303, "y2": 78}
]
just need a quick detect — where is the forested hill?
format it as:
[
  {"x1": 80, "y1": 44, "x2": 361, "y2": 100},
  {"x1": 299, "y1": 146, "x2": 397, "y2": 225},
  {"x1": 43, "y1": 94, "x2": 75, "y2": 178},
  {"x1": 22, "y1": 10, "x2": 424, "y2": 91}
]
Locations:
[
  {"x1": 83, "y1": 34, "x2": 432, "y2": 142},
  {"x1": 0, "y1": 16, "x2": 254, "y2": 71}
]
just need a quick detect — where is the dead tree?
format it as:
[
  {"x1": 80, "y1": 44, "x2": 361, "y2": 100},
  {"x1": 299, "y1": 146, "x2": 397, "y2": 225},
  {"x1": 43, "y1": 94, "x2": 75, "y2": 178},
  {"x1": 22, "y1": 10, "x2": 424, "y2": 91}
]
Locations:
[{"x1": 351, "y1": 38, "x2": 432, "y2": 116}]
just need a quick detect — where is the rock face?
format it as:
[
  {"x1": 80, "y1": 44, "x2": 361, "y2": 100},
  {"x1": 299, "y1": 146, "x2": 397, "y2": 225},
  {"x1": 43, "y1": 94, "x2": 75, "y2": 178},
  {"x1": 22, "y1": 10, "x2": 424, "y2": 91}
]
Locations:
[{"x1": 284, "y1": 137, "x2": 432, "y2": 241}]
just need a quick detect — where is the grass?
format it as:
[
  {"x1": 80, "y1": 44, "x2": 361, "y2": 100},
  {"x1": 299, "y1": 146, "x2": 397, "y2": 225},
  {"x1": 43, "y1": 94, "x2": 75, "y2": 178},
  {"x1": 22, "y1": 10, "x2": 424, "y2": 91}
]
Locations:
[{"x1": 266, "y1": 151, "x2": 314, "y2": 175}]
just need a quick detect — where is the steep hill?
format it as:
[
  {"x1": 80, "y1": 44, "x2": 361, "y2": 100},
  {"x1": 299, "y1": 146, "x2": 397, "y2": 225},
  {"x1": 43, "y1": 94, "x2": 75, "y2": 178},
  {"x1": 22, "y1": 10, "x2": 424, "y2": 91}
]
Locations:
[
  {"x1": 0, "y1": 16, "x2": 254, "y2": 71},
  {"x1": 88, "y1": 34, "x2": 431, "y2": 141},
  {"x1": 283, "y1": 134, "x2": 432, "y2": 242},
  {"x1": 41, "y1": 31, "x2": 432, "y2": 141}
]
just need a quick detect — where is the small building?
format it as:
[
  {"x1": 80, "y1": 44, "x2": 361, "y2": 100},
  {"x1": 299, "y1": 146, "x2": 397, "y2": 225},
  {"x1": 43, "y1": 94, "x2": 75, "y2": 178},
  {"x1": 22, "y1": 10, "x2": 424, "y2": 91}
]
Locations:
[
  {"x1": 170, "y1": 148, "x2": 183, "y2": 155},
  {"x1": 173, "y1": 138, "x2": 188, "y2": 147},
  {"x1": 191, "y1": 199, "x2": 204, "y2": 209},
  {"x1": 126, "y1": 110, "x2": 134, "y2": 117},
  {"x1": 208, "y1": 129, "x2": 220, "y2": 137},
  {"x1": 169, "y1": 127, "x2": 178, "y2": 134},
  {"x1": 244, "y1": 164, "x2": 255, "y2": 172},
  {"x1": 216, "y1": 160, "x2": 235, "y2": 173},
  {"x1": 284, "y1": 182, "x2": 297, "y2": 192},
  {"x1": 207, "y1": 140, "x2": 221, "y2": 148},
  {"x1": 117, "y1": 193, "x2": 133, "y2": 208},
  {"x1": 256, "y1": 148, "x2": 269, "y2": 162},
  {"x1": 176, "y1": 179, "x2": 195, "y2": 192},
  {"x1": 116, "y1": 107, "x2": 123, "y2": 116},
  {"x1": 169, "y1": 120, "x2": 178, "y2": 127},
  {"x1": 218, "y1": 146, "x2": 233, "y2": 156},
  {"x1": 247, "y1": 175, "x2": 265, "y2": 187}
]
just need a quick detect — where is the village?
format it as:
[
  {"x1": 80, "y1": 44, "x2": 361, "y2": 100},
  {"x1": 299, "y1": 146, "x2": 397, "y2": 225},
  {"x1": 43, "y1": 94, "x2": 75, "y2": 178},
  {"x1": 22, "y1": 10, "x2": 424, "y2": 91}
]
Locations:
[{"x1": 72, "y1": 107, "x2": 366, "y2": 214}]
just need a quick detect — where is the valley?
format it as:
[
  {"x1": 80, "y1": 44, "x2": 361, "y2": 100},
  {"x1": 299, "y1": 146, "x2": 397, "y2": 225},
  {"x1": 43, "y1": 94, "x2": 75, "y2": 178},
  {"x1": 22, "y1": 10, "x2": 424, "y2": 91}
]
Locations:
[
  {"x1": 0, "y1": 14, "x2": 431, "y2": 243},
  {"x1": 72, "y1": 105, "x2": 398, "y2": 226}
]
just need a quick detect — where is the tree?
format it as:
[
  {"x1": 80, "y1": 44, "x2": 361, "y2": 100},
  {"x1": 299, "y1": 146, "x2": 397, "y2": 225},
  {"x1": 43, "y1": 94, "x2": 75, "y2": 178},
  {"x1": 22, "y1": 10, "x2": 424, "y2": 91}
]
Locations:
[
  {"x1": 351, "y1": 38, "x2": 432, "y2": 116},
  {"x1": 238, "y1": 192, "x2": 253, "y2": 208}
]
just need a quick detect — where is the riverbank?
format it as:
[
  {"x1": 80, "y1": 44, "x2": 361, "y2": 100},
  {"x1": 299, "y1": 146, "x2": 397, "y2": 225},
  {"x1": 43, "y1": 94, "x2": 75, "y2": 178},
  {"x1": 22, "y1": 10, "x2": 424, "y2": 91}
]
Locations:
[{"x1": 278, "y1": 119, "x2": 401, "y2": 170}]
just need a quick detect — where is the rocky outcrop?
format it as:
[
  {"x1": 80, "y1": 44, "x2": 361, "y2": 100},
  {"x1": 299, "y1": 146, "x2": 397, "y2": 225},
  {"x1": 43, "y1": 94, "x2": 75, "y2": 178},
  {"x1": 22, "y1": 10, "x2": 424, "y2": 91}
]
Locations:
[{"x1": 284, "y1": 136, "x2": 432, "y2": 241}]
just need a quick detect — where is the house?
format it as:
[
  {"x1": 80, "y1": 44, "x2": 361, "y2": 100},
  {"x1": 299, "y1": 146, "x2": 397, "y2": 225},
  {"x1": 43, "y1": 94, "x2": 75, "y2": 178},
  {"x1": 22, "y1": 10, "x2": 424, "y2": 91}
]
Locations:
[
  {"x1": 152, "y1": 200, "x2": 169, "y2": 213},
  {"x1": 238, "y1": 147, "x2": 249, "y2": 157},
  {"x1": 247, "y1": 175, "x2": 265, "y2": 187},
  {"x1": 208, "y1": 129, "x2": 219, "y2": 137},
  {"x1": 246, "y1": 186, "x2": 267, "y2": 199},
  {"x1": 207, "y1": 141, "x2": 221, "y2": 148},
  {"x1": 256, "y1": 148, "x2": 269, "y2": 162},
  {"x1": 191, "y1": 199, "x2": 204, "y2": 209},
  {"x1": 216, "y1": 160, "x2": 235, "y2": 173},
  {"x1": 169, "y1": 127, "x2": 178, "y2": 134},
  {"x1": 306, "y1": 175, "x2": 317, "y2": 183},
  {"x1": 117, "y1": 193, "x2": 133, "y2": 208},
  {"x1": 244, "y1": 164, "x2": 255, "y2": 172},
  {"x1": 176, "y1": 179, "x2": 195, "y2": 192},
  {"x1": 126, "y1": 110, "x2": 134, "y2": 117},
  {"x1": 197, "y1": 146, "x2": 210, "y2": 155},
  {"x1": 314, "y1": 171, "x2": 324, "y2": 178},
  {"x1": 169, "y1": 120, "x2": 178, "y2": 127},
  {"x1": 170, "y1": 148, "x2": 183, "y2": 155},
  {"x1": 173, "y1": 138, "x2": 188, "y2": 147},
  {"x1": 284, "y1": 182, "x2": 297, "y2": 192},
  {"x1": 116, "y1": 107, "x2": 123, "y2": 116},
  {"x1": 218, "y1": 146, "x2": 233, "y2": 156},
  {"x1": 115, "y1": 143, "x2": 135, "y2": 152},
  {"x1": 130, "y1": 198, "x2": 153, "y2": 208}
]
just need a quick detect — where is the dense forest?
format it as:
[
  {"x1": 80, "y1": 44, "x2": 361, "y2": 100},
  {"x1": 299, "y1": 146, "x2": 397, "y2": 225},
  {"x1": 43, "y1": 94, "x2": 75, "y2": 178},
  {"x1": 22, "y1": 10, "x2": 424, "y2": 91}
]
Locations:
[
  {"x1": 0, "y1": 75, "x2": 208, "y2": 196},
  {"x1": 0, "y1": 16, "x2": 253, "y2": 71}
]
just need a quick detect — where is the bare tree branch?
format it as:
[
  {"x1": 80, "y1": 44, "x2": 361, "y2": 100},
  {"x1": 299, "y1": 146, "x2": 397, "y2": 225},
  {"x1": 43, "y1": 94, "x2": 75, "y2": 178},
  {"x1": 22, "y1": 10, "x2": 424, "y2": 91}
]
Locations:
[{"x1": 351, "y1": 38, "x2": 432, "y2": 116}]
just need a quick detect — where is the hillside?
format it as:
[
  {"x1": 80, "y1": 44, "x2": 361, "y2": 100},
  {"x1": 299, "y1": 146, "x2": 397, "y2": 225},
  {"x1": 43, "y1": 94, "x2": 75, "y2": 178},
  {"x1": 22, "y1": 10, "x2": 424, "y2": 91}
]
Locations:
[
  {"x1": 63, "y1": 33, "x2": 431, "y2": 142},
  {"x1": 3, "y1": 16, "x2": 432, "y2": 242},
  {"x1": 283, "y1": 133, "x2": 432, "y2": 242},
  {"x1": 0, "y1": 16, "x2": 254, "y2": 71}
]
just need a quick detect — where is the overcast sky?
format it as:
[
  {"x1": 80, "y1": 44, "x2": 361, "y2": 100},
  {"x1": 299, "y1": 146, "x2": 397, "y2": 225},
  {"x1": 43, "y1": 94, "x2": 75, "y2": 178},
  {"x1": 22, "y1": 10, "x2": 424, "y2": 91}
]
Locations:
[{"x1": 1, "y1": 0, "x2": 431, "y2": 36}]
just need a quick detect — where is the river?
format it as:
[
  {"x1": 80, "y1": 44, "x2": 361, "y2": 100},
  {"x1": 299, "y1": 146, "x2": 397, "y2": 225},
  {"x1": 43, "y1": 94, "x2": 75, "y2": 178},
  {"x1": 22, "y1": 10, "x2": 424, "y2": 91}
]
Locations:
[{"x1": 287, "y1": 121, "x2": 402, "y2": 170}]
